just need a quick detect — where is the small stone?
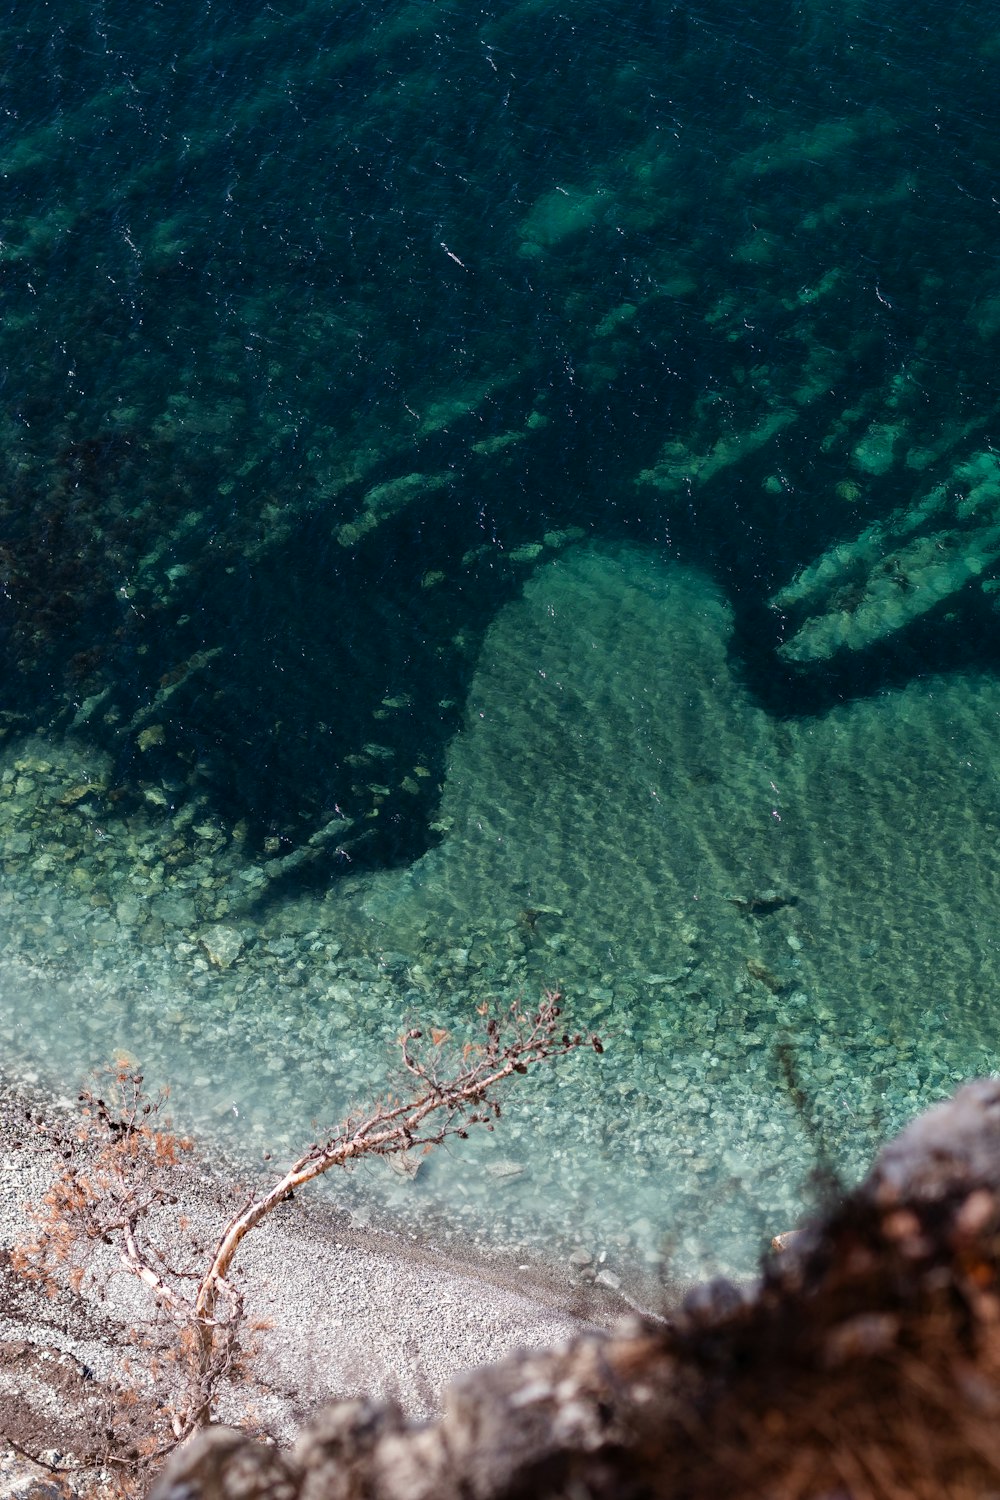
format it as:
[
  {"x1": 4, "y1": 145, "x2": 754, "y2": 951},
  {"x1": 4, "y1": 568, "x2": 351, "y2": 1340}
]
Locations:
[
  {"x1": 595, "y1": 1268, "x2": 622, "y2": 1290},
  {"x1": 388, "y1": 1151, "x2": 421, "y2": 1180},
  {"x1": 57, "y1": 782, "x2": 105, "y2": 805},
  {"x1": 569, "y1": 1247, "x2": 593, "y2": 1268},
  {"x1": 486, "y1": 1159, "x2": 526, "y2": 1180},
  {"x1": 746, "y1": 958, "x2": 787, "y2": 994},
  {"x1": 137, "y1": 724, "x2": 165, "y2": 751},
  {"x1": 198, "y1": 924, "x2": 245, "y2": 968},
  {"x1": 771, "y1": 1230, "x2": 806, "y2": 1253}
]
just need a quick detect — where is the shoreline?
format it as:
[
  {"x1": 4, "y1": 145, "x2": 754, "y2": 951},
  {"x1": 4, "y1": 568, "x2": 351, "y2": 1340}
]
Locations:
[{"x1": 0, "y1": 1063, "x2": 652, "y2": 1473}]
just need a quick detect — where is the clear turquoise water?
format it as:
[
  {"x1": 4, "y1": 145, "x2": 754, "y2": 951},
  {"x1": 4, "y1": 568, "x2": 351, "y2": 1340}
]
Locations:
[{"x1": 3, "y1": 0, "x2": 1000, "y2": 1283}]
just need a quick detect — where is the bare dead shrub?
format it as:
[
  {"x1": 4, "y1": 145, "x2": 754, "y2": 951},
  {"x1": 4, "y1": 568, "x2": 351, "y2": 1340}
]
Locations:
[{"x1": 5, "y1": 989, "x2": 599, "y2": 1480}]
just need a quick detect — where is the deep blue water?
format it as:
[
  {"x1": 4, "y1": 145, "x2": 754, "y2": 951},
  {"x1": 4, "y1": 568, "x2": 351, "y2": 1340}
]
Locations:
[{"x1": 3, "y1": 0, "x2": 1000, "y2": 1279}]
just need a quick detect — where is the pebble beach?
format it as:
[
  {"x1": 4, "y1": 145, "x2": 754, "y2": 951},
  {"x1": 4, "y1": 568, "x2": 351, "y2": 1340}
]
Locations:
[{"x1": 0, "y1": 1064, "x2": 626, "y2": 1475}]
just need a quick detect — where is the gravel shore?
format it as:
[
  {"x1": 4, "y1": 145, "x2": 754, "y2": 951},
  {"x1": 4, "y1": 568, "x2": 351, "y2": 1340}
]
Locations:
[{"x1": 0, "y1": 1066, "x2": 623, "y2": 1475}]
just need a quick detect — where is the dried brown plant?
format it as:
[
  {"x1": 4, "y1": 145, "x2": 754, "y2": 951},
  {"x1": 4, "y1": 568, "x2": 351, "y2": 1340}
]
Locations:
[{"x1": 7, "y1": 989, "x2": 599, "y2": 1478}]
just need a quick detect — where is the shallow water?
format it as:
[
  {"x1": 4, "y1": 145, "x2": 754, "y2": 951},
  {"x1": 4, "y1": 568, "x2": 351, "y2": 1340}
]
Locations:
[{"x1": 3, "y1": 1, "x2": 1000, "y2": 1282}]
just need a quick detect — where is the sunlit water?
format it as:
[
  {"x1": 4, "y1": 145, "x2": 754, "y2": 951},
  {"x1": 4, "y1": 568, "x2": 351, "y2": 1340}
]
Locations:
[{"x1": 3, "y1": 0, "x2": 1000, "y2": 1284}]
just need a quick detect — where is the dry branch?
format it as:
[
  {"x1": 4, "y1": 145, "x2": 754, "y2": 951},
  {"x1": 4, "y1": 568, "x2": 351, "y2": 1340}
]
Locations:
[{"x1": 8, "y1": 988, "x2": 600, "y2": 1469}]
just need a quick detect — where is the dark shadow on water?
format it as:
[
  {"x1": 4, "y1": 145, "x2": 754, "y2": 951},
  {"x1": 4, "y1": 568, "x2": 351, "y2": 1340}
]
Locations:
[{"x1": 5, "y1": 340, "x2": 1000, "y2": 890}]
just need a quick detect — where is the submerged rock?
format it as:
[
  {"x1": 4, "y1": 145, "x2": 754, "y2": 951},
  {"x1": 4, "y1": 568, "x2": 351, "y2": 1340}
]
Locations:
[
  {"x1": 770, "y1": 450, "x2": 1000, "y2": 662},
  {"x1": 197, "y1": 924, "x2": 245, "y2": 969},
  {"x1": 726, "y1": 889, "x2": 794, "y2": 917}
]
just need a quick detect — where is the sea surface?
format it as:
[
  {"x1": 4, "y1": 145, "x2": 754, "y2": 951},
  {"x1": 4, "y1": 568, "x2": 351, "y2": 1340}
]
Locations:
[{"x1": 3, "y1": 0, "x2": 1000, "y2": 1283}]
